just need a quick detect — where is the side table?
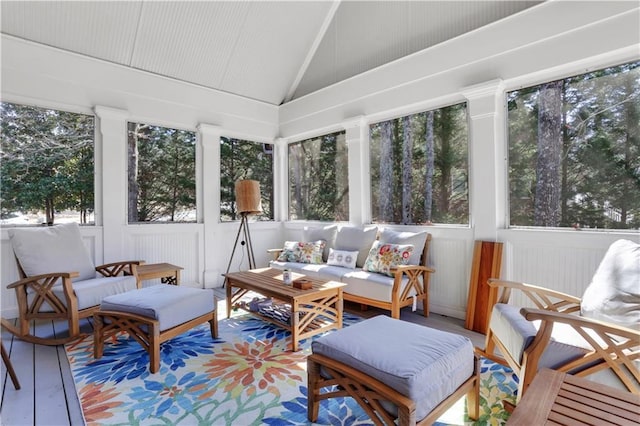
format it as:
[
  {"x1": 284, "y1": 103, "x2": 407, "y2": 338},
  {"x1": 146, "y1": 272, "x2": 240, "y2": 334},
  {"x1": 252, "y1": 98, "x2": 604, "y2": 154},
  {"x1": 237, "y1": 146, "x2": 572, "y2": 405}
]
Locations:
[{"x1": 133, "y1": 263, "x2": 184, "y2": 287}]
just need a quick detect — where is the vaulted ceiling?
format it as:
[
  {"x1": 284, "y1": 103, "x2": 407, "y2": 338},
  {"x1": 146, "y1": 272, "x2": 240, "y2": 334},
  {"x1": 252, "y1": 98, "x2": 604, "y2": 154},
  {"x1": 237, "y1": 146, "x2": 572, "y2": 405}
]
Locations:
[{"x1": 1, "y1": 1, "x2": 541, "y2": 106}]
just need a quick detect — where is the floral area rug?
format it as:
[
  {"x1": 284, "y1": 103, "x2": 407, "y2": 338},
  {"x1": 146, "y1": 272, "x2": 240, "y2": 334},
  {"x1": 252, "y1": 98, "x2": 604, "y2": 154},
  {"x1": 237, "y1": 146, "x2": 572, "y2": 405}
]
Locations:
[{"x1": 65, "y1": 312, "x2": 518, "y2": 425}]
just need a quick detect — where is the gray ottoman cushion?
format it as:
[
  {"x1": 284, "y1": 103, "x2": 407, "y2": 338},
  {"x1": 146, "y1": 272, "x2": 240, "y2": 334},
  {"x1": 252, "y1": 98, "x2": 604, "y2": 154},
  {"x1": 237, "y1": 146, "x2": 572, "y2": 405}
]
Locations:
[
  {"x1": 312, "y1": 315, "x2": 474, "y2": 421},
  {"x1": 101, "y1": 285, "x2": 215, "y2": 332}
]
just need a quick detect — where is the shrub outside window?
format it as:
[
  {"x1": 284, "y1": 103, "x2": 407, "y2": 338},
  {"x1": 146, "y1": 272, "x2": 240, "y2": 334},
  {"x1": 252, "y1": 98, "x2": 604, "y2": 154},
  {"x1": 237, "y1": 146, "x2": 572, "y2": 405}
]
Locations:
[
  {"x1": 508, "y1": 61, "x2": 640, "y2": 229},
  {"x1": 370, "y1": 103, "x2": 469, "y2": 225},
  {"x1": 1, "y1": 102, "x2": 95, "y2": 225},
  {"x1": 220, "y1": 137, "x2": 274, "y2": 222},
  {"x1": 288, "y1": 131, "x2": 348, "y2": 221},
  {"x1": 127, "y1": 122, "x2": 196, "y2": 223}
]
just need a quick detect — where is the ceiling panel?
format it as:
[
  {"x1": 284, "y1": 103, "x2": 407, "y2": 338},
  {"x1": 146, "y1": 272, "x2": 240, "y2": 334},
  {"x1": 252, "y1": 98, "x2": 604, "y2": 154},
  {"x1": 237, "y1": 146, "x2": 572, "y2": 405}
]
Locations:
[
  {"x1": 1, "y1": 1, "x2": 141, "y2": 65},
  {"x1": 1, "y1": 0, "x2": 543, "y2": 105}
]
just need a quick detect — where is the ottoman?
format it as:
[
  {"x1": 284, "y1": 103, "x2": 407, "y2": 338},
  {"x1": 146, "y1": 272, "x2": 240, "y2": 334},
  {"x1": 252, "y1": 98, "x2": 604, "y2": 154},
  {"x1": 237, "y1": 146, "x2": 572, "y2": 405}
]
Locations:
[
  {"x1": 307, "y1": 315, "x2": 478, "y2": 426},
  {"x1": 93, "y1": 285, "x2": 218, "y2": 373}
]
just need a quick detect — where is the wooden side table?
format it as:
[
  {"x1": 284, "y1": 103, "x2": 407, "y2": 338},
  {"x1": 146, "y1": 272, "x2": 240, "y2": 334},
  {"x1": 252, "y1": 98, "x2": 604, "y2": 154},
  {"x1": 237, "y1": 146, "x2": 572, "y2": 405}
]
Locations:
[
  {"x1": 133, "y1": 263, "x2": 183, "y2": 287},
  {"x1": 507, "y1": 368, "x2": 640, "y2": 425}
]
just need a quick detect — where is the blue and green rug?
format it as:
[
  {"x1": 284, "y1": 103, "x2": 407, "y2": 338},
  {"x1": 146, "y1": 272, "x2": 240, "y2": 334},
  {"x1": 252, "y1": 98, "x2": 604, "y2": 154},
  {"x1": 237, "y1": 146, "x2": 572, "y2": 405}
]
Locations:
[{"x1": 65, "y1": 313, "x2": 517, "y2": 425}]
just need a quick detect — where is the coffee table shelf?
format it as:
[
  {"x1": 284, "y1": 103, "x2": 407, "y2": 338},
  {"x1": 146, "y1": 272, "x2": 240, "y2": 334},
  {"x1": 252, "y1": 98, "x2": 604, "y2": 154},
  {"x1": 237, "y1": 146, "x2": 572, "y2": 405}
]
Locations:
[{"x1": 224, "y1": 268, "x2": 345, "y2": 351}]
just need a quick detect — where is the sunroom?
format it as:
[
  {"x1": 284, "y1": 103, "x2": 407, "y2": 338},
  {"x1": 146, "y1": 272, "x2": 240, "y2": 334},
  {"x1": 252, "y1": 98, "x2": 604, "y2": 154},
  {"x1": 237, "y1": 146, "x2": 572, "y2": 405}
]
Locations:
[{"x1": 1, "y1": 1, "x2": 639, "y2": 425}]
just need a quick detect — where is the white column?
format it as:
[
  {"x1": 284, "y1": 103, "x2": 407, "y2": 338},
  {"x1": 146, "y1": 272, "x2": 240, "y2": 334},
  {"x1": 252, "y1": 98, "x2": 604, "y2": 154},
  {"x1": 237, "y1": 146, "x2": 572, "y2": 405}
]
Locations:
[
  {"x1": 273, "y1": 137, "x2": 289, "y2": 222},
  {"x1": 94, "y1": 106, "x2": 129, "y2": 263},
  {"x1": 197, "y1": 123, "x2": 223, "y2": 288},
  {"x1": 462, "y1": 79, "x2": 506, "y2": 241},
  {"x1": 343, "y1": 116, "x2": 369, "y2": 225}
]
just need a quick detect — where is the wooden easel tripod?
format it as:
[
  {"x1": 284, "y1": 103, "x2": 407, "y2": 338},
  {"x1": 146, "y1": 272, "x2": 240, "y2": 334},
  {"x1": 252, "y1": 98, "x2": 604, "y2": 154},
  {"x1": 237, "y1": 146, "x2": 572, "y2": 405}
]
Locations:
[{"x1": 225, "y1": 212, "x2": 256, "y2": 276}]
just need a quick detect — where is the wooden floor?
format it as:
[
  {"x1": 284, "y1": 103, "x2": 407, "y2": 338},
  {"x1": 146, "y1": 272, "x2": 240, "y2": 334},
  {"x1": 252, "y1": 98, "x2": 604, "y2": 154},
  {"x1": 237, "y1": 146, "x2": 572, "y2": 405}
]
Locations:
[{"x1": 0, "y1": 293, "x2": 485, "y2": 426}]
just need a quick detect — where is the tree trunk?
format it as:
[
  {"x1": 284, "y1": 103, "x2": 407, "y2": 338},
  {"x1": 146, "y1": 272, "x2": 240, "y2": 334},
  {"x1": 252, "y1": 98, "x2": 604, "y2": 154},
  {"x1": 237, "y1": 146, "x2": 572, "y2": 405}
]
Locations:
[
  {"x1": 535, "y1": 81, "x2": 563, "y2": 226},
  {"x1": 128, "y1": 123, "x2": 141, "y2": 222},
  {"x1": 402, "y1": 116, "x2": 413, "y2": 224},
  {"x1": 379, "y1": 121, "x2": 394, "y2": 222},
  {"x1": 424, "y1": 111, "x2": 434, "y2": 222}
]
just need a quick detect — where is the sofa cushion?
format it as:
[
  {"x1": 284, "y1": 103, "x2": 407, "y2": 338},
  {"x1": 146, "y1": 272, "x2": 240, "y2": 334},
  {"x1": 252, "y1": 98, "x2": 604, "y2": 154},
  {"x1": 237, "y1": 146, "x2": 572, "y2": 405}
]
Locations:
[
  {"x1": 303, "y1": 225, "x2": 338, "y2": 262},
  {"x1": 363, "y1": 241, "x2": 413, "y2": 277},
  {"x1": 581, "y1": 239, "x2": 640, "y2": 329},
  {"x1": 327, "y1": 248, "x2": 358, "y2": 269},
  {"x1": 270, "y1": 261, "x2": 348, "y2": 282},
  {"x1": 8, "y1": 223, "x2": 97, "y2": 281},
  {"x1": 312, "y1": 315, "x2": 474, "y2": 421},
  {"x1": 334, "y1": 226, "x2": 378, "y2": 268},
  {"x1": 379, "y1": 228, "x2": 429, "y2": 266},
  {"x1": 341, "y1": 269, "x2": 411, "y2": 303},
  {"x1": 276, "y1": 240, "x2": 325, "y2": 264}
]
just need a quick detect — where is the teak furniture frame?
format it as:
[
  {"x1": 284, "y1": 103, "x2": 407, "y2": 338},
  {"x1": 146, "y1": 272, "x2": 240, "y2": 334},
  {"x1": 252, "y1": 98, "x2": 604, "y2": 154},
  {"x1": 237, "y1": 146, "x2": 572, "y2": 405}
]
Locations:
[
  {"x1": 225, "y1": 268, "x2": 345, "y2": 351},
  {"x1": 94, "y1": 308, "x2": 218, "y2": 373},
  {"x1": 1, "y1": 259, "x2": 143, "y2": 346},
  {"x1": 478, "y1": 279, "x2": 640, "y2": 400},
  {"x1": 133, "y1": 262, "x2": 184, "y2": 286},
  {"x1": 307, "y1": 353, "x2": 479, "y2": 426}
]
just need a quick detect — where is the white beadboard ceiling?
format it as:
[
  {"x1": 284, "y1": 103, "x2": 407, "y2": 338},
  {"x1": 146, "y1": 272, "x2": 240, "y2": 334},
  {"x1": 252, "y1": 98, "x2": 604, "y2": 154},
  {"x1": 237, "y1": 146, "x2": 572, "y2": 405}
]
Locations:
[{"x1": 1, "y1": 0, "x2": 540, "y2": 106}]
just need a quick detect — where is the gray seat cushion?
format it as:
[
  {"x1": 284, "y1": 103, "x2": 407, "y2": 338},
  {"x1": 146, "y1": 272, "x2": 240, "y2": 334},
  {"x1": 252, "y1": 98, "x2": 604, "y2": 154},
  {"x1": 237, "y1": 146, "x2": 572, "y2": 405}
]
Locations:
[
  {"x1": 490, "y1": 303, "x2": 590, "y2": 369},
  {"x1": 312, "y1": 315, "x2": 474, "y2": 421},
  {"x1": 101, "y1": 285, "x2": 215, "y2": 332}
]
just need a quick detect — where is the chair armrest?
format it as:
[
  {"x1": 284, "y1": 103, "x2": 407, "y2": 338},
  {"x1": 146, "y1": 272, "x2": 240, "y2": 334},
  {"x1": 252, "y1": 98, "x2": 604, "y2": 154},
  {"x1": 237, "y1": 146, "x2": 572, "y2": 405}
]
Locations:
[
  {"x1": 488, "y1": 279, "x2": 581, "y2": 313},
  {"x1": 96, "y1": 260, "x2": 144, "y2": 277},
  {"x1": 267, "y1": 248, "x2": 283, "y2": 261},
  {"x1": 521, "y1": 307, "x2": 640, "y2": 394},
  {"x1": 7, "y1": 271, "x2": 79, "y2": 289}
]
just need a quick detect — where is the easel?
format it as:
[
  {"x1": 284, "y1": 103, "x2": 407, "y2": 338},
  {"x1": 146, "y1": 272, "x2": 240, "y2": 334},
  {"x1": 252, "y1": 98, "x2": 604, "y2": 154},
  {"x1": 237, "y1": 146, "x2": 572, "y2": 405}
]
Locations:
[{"x1": 225, "y1": 212, "x2": 256, "y2": 276}]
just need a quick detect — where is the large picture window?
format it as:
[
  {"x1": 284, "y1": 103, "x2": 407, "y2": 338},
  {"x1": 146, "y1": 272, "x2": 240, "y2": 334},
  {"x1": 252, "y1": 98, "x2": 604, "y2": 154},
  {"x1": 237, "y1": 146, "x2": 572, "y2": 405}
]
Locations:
[
  {"x1": 127, "y1": 122, "x2": 196, "y2": 223},
  {"x1": 220, "y1": 137, "x2": 274, "y2": 221},
  {"x1": 508, "y1": 61, "x2": 640, "y2": 229},
  {"x1": 288, "y1": 131, "x2": 348, "y2": 221},
  {"x1": 370, "y1": 103, "x2": 469, "y2": 225},
  {"x1": 1, "y1": 102, "x2": 95, "y2": 225}
]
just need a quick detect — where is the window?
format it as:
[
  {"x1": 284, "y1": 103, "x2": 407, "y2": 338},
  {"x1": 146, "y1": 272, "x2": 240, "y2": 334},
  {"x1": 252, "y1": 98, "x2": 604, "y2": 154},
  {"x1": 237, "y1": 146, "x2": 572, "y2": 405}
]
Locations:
[
  {"x1": 220, "y1": 137, "x2": 274, "y2": 221},
  {"x1": 508, "y1": 61, "x2": 640, "y2": 229},
  {"x1": 288, "y1": 131, "x2": 348, "y2": 221},
  {"x1": 127, "y1": 122, "x2": 196, "y2": 223},
  {"x1": 0, "y1": 102, "x2": 95, "y2": 225},
  {"x1": 370, "y1": 103, "x2": 469, "y2": 225}
]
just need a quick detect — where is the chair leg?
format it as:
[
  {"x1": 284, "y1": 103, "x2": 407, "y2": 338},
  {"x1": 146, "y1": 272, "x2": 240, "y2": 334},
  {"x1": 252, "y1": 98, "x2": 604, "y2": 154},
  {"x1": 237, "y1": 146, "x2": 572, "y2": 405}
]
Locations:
[
  {"x1": 1, "y1": 343, "x2": 21, "y2": 390},
  {"x1": 307, "y1": 356, "x2": 320, "y2": 422},
  {"x1": 209, "y1": 313, "x2": 218, "y2": 339}
]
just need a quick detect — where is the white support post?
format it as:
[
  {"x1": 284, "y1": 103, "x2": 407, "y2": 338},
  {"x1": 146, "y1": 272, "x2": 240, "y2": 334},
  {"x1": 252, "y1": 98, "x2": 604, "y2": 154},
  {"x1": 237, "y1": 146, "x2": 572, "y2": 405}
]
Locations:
[
  {"x1": 462, "y1": 79, "x2": 506, "y2": 241},
  {"x1": 94, "y1": 106, "x2": 130, "y2": 263},
  {"x1": 273, "y1": 137, "x2": 289, "y2": 222},
  {"x1": 343, "y1": 116, "x2": 369, "y2": 225},
  {"x1": 197, "y1": 123, "x2": 223, "y2": 288}
]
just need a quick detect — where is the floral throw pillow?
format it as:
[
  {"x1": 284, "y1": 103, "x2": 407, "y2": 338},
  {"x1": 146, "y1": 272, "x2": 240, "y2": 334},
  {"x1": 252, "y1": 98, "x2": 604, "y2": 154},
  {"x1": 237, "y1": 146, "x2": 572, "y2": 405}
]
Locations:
[
  {"x1": 327, "y1": 248, "x2": 358, "y2": 269},
  {"x1": 276, "y1": 240, "x2": 326, "y2": 264},
  {"x1": 363, "y1": 241, "x2": 414, "y2": 277}
]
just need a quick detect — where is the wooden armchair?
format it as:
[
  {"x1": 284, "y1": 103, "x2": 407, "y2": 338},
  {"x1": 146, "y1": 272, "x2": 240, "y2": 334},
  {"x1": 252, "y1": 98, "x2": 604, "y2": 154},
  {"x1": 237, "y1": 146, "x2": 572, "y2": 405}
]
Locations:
[
  {"x1": 478, "y1": 239, "x2": 640, "y2": 402},
  {"x1": 1, "y1": 223, "x2": 143, "y2": 345}
]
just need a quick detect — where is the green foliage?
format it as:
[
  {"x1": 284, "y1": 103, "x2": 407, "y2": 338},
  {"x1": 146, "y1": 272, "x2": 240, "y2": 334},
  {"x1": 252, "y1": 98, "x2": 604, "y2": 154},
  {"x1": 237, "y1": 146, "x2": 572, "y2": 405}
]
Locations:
[
  {"x1": 0, "y1": 102, "x2": 94, "y2": 224},
  {"x1": 370, "y1": 103, "x2": 469, "y2": 224},
  {"x1": 508, "y1": 61, "x2": 640, "y2": 229},
  {"x1": 220, "y1": 137, "x2": 274, "y2": 221},
  {"x1": 288, "y1": 132, "x2": 348, "y2": 221},
  {"x1": 127, "y1": 123, "x2": 196, "y2": 222}
]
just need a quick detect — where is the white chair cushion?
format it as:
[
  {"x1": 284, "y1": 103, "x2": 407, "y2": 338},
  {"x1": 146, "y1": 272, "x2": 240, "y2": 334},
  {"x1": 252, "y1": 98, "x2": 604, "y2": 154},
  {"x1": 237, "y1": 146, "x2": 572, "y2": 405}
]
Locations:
[
  {"x1": 581, "y1": 239, "x2": 640, "y2": 329},
  {"x1": 8, "y1": 223, "x2": 96, "y2": 281}
]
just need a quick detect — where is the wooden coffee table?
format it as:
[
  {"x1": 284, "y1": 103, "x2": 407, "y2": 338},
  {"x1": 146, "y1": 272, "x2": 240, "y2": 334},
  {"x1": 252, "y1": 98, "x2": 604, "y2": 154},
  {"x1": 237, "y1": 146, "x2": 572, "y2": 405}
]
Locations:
[{"x1": 224, "y1": 268, "x2": 345, "y2": 351}]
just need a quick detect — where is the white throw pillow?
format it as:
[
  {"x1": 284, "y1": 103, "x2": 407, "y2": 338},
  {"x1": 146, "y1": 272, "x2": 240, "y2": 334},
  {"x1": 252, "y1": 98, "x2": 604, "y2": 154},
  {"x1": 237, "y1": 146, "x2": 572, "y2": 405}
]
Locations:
[
  {"x1": 581, "y1": 239, "x2": 640, "y2": 329},
  {"x1": 327, "y1": 248, "x2": 358, "y2": 269}
]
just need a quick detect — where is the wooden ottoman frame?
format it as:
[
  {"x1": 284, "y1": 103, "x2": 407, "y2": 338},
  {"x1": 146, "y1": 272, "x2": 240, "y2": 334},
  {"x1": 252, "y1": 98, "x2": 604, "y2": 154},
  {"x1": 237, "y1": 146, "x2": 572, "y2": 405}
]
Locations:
[
  {"x1": 307, "y1": 353, "x2": 479, "y2": 426},
  {"x1": 94, "y1": 309, "x2": 218, "y2": 373}
]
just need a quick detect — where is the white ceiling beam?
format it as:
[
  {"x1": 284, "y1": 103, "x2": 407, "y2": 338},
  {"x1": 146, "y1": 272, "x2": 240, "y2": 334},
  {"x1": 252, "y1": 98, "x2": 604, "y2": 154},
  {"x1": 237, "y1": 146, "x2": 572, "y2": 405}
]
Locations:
[{"x1": 282, "y1": 0, "x2": 341, "y2": 104}]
